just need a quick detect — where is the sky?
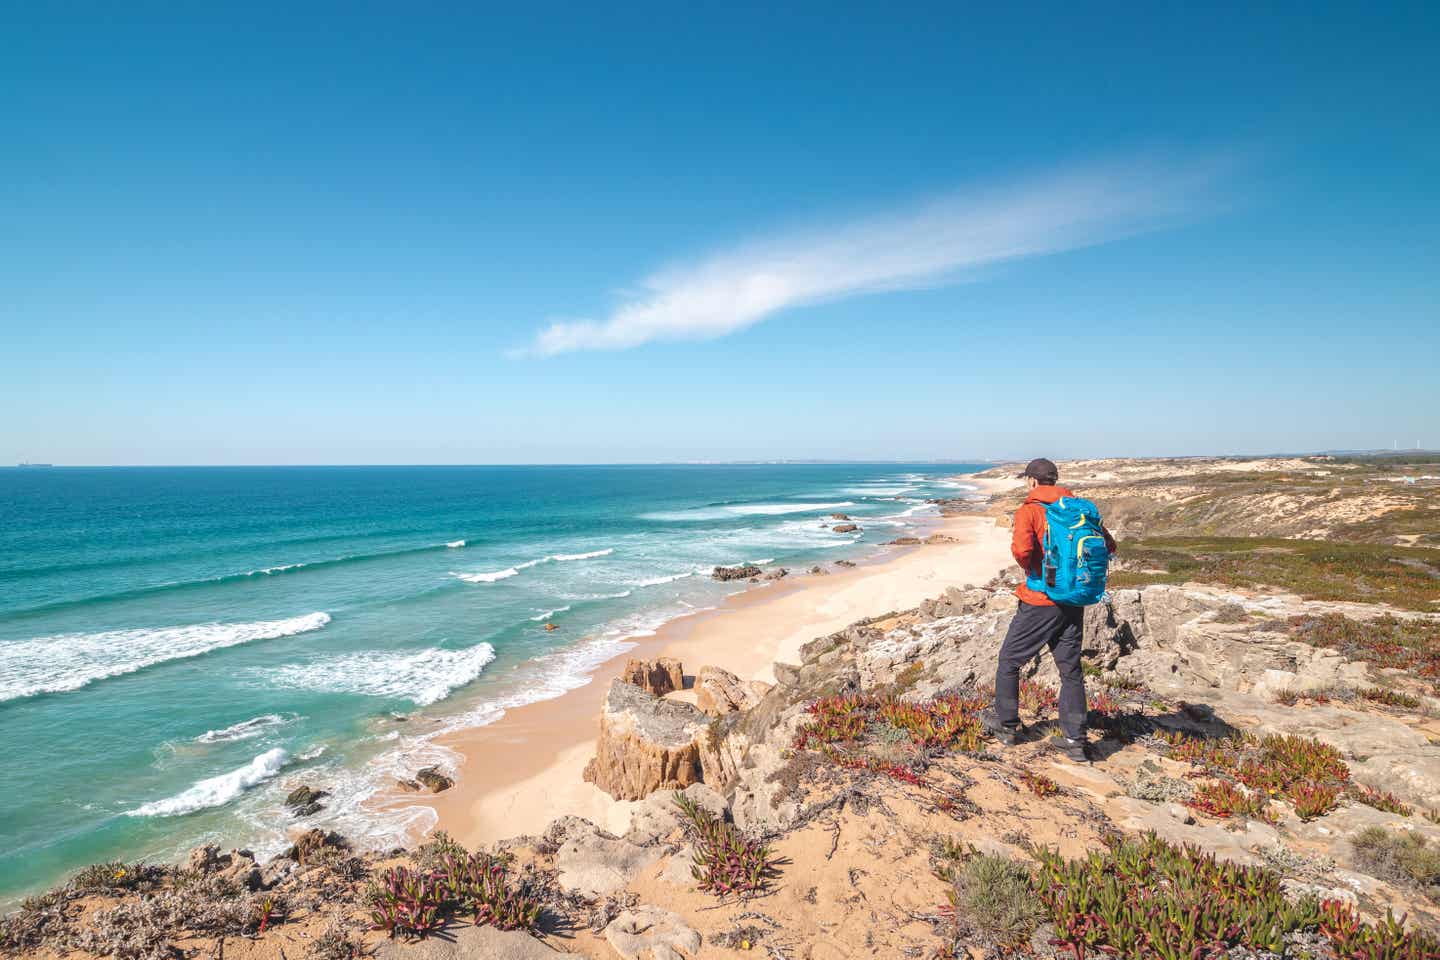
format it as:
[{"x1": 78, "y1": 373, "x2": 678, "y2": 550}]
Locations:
[{"x1": 2, "y1": 2, "x2": 1437, "y2": 465}]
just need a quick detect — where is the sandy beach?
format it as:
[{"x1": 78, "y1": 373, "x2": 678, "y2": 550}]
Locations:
[{"x1": 416, "y1": 477, "x2": 1020, "y2": 847}]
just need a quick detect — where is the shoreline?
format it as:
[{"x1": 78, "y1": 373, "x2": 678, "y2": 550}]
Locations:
[{"x1": 411, "y1": 476, "x2": 1019, "y2": 846}]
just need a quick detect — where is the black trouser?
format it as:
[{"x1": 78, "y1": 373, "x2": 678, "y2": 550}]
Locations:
[{"x1": 994, "y1": 600, "x2": 1087, "y2": 740}]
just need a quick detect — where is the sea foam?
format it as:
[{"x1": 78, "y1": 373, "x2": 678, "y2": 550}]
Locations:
[
  {"x1": 126, "y1": 747, "x2": 288, "y2": 818},
  {"x1": 267, "y1": 643, "x2": 497, "y2": 706},
  {"x1": 0, "y1": 612, "x2": 332, "y2": 703}
]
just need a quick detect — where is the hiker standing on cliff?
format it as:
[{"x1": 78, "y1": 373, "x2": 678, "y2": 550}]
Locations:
[{"x1": 983, "y1": 458, "x2": 1116, "y2": 762}]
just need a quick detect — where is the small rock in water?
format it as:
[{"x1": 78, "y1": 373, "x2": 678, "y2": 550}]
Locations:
[
  {"x1": 414, "y1": 766, "x2": 454, "y2": 793},
  {"x1": 832, "y1": 523, "x2": 860, "y2": 534},
  {"x1": 763, "y1": 567, "x2": 789, "y2": 580},
  {"x1": 835, "y1": 559, "x2": 857, "y2": 568},
  {"x1": 283, "y1": 784, "x2": 329, "y2": 818},
  {"x1": 395, "y1": 777, "x2": 423, "y2": 792},
  {"x1": 712, "y1": 564, "x2": 762, "y2": 581},
  {"x1": 808, "y1": 565, "x2": 829, "y2": 575},
  {"x1": 830, "y1": 512, "x2": 851, "y2": 520}
]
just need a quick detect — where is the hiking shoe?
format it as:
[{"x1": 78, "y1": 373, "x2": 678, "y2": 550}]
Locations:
[
  {"x1": 981, "y1": 710, "x2": 1023, "y2": 747},
  {"x1": 1057, "y1": 737, "x2": 1093, "y2": 763}
]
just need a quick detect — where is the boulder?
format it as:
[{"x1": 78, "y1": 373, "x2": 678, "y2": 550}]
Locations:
[
  {"x1": 763, "y1": 567, "x2": 789, "y2": 580},
  {"x1": 583, "y1": 680, "x2": 710, "y2": 800},
  {"x1": 830, "y1": 513, "x2": 851, "y2": 520},
  {"x1": 626, "y1": 783, "x2": 728, "y2": 845},
  {"x1": 619, "y1": 657, "x2": 685, "y2": 696},
  {"x1": 414, "y1": 766, "x2": 454, "y2": 793},
  {"x1": 808, "y1": 565, "x2": 829, "y2": 576},
  {"x1": 604, "y1": 906, "x2": 701, "y2": 960},
  {"x1": 835, "y1": 559, "x2": 857, "y2": 568},
  {"x1": 284, "y1": 784, "x2": 328, "y2": 817},
  {"x1": 694, "y1": 665, "x2": 770, "y2": 716},
  {"x1": 553, "y1": 818, "x2": 663, "y2": 899},
  {"x1": 376, "y1": 924, "x2": 559, "y2": 960},
  {"x1": 186, "y1": 845, "x2": 261, "y2": 889},
  {"x1": 832, "y1": 523, "x2": 860, "y2": 534},
  {"x1": 712, "y1": 564, "x2": 761, "y2": 581},
  {"x1": 283, "y1": 828, "x2": 348, "y2": 864},
  {"x1": 887, "y1": 536, "x2": 922, "y2": 545}
]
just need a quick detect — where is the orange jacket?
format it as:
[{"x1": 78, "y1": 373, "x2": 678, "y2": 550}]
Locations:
[{"x1": 1012, "y1": 485, "x2": 1117, "y2": 606}]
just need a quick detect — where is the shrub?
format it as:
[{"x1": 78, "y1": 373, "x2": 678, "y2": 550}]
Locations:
[
  {"x1": 940, "y1": 852, "x2": 1045, "y2": 947},
  {"x1": 1034, "y1": 832, "x2": 1440, "y2": 958},
  {"x1": 1031, "y1": 832, "x2": 1319, "y2": 958},
  {"x1": 1351, "y1": 784, "x2": 1415, "y2": 817},
  {"x1": 1320, "y1": 900, "x2": 1440, "y2": 959},
  {"x1": 1290, "y1": 782, "x2": 1342, "y2": 820},
  {"x1": 1350, "y1": 827, "x2": 1440, "y2": 895},
  {"x1": 675, "y1": 792, "x2": 781, "y2": 901},
  {"x1": 366, "y1": 866, "x2": 446, "y2": 940},
  {"x1": 1019, "y1": 769, "x2": 1060, "y2": 798},
  {"x1": 1020, "y1": 680, "x2": 1058, "y2": 715},
  {"x1": 1359, "y1": 686, "x2": 1423, "y2": 710},
  {"x1": 1189, "y1": 780, "x2": 1274, "y2": 822}
]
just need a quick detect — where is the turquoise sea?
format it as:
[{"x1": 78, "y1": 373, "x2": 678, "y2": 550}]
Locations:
[{"x1": 0, "y1": 463, "x2": 983, "y2": 904}]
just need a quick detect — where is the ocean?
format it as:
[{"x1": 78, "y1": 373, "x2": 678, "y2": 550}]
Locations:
[{"x1": 0, "y1": 463, "x2": 983, "y2": 904}]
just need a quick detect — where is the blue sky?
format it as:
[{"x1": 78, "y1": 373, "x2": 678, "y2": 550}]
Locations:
[{"x1": 2, "y1": 2, "x2": 1436, "y2": 464}]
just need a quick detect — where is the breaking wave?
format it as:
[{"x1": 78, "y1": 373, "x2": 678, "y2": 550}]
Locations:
[
  {"x1": 266, "y1": 643, "x2": 497, "y2": 706},
  {"x1": 126, "y1": 748, "x2": 288, "y2": 818},
  {"x1": 194, "y1": 713, "x2": 299, "y2": 744},
  {"x1": 0, "y1": 612, "x2": 332, "y2": 703}
]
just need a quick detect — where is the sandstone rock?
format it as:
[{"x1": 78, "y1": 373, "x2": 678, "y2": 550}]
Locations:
[
  {"x1": 835, "y1": 559, "x2": 856, "y2": 568},
  {"x1": 554, "y1": 819, "x2": 663, "y2": 899},
  {"x1": 694, "y1": 665, "x2": 770, "y2": 715},
  {"x1": 187, "y1": 845, "x2": 262, "y2": 889},
  {"x1": 604, "y1": 905, "x2": 701, "y2": 960},
  {"x1": 284, "y1": 828, "x2": 348, "y2": 864},
  {"x1": 763, "y1": 567, "x2": 789, "y2": 580},
  {"x1": 626, "y1": 783, "x2": 728, "y2": 845},
  {"x1": 584, "y1": 680, "x2": 710, "y2": 800},
  {"x1": 376, "y1": 924, "x2": 559, "y2": 960},
  {"x1": 809, "y1": 565, "x2": 829, "y2": 575},
  {"x1": 832, "y1": 523, "x2": 859, "y2": 534},
  {"x1": 924, "y1": 533, "x2": 959, "y2": 544},
  {"x1": 887, "y1": 536, "x2": 922, "y2": 545},
  {"x1": 659, "y1": 845, "x2": 697, "y2": 888},
  {"x1": 619, "y1": 657, "x2": 684, "y2": 697},
  {"x1": 712, "y1": 564, "x2": 761, "y2": 581},
  {"x1": 395, "y1": 777, "x2": 423, "y2": 792},
  {"x1": 830, "y1": 513, "x2": 851, "y2": 520},
  {"x1": 187, "y1": 844, "x2": 222, "y2": 874},
  {"x1": 414, "y1": 766, "x2": 454, "y2": 793}
]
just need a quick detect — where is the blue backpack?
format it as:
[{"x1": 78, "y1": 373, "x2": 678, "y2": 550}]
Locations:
[{"x1": 1024, "y1": 496, "x2": 1111, "y2": 606}]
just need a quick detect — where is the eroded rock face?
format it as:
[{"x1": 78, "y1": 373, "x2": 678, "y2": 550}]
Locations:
[
  {"x1": 584, "y1": 680, "x2": 710, "y2": 800},
  {"x1": 284, "y1": 828, "x2": 347, "y2": 864},
  {"x1": 694, "y1": 665, "x2": 770, "y2": 716},
  {"x1": 552, "y1": 818, "x2": 663, "y2": 899},
  {"x1": 604, "y1": 905, "x2": 701, "y2": 960},
  {"x1": 619, "y1": 657, "x2": 685, "y2": 697}
]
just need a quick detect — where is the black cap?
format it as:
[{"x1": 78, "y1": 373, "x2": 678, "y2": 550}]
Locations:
[{"x1": 1015, "y1": 457, "x2": 1059, "y2": 483}]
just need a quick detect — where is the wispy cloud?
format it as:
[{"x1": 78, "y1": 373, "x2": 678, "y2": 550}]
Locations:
[{"x1": 520, "y1": 156, "x2": 1226, "y2": 356}]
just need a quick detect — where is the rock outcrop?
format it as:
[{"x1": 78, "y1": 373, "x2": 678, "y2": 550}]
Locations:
[
  {"x1": 583, "y1": 680, "x2": 711, "y2": 800},
  {"x1": 551, "y1": 818, "x2": 663, "y2": 899},
  {"x1": 693, "y1": 665, "x2": 770, "y2": 716},
  {"x1": 832, "y1": 523, "x2": 859, "y2": 534},
  {"x1": 712, "y1": 564, "x2": 761, "y2": 581},
  {"x1": 283, "y1": 784, "x2": 328, "y2": 817},
  {"x1": 618, "y1": 656, "x2": 684, "y2": 696},
  {"x1": 604, "y1": 906, "x2": 701, "y2": 960},
  {"x1": 414, "y1": 766, "x2": 454, "y2": 793}
]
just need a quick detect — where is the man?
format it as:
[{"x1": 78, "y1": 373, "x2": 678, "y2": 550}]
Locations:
[{"x1": 983, "y1": 458, "x2": 1116, "y2": 762}]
